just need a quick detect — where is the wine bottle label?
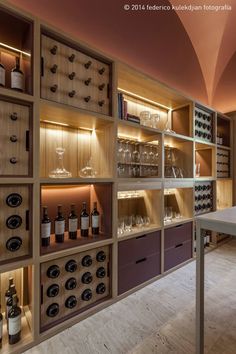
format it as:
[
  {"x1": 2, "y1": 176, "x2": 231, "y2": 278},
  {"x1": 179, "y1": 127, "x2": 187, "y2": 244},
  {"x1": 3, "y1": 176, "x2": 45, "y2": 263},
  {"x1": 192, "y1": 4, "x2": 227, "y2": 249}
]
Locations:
[
  {"x1": 92, "y1": 215, "x2": 99, "y2": 228},
  {"x1": 8, "y1": 314, "x2": 21, "y2": 335},
  {"x1": 81, "y1": 216, "x2": 89, "y2": 230},
  {"x1": 11, "y1": 72, "x2": 24, "y2": 90},
  {"x1": 55, "y1": 220, "x2": 65, "y2": 234},
  {"x1": 0, "y1": 67, "x2": 5, "y2": 86},
  {"x1": 41, "y1": 222, "x2": 51, "y2": 238},
  {"x1": 69, "y1": 218, "x2": 78, "y2": 232}
]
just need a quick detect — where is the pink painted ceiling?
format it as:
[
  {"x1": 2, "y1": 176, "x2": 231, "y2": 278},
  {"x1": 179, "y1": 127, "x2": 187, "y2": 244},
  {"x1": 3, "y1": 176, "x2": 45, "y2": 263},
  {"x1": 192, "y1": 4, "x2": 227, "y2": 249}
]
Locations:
[{"x1": 8, "y1": 0, "x2": 236, "y2": 112}]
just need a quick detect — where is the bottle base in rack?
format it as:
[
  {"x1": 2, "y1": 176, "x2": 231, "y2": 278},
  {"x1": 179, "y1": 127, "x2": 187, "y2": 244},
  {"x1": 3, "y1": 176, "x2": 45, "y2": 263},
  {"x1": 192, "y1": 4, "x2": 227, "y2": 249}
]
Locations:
[
  {"x1": 8, "y1": 332, "x2": 21, "y2": 345},
  {"x1": 55, "y1": 234, "x2": 64, "y2": 243}
]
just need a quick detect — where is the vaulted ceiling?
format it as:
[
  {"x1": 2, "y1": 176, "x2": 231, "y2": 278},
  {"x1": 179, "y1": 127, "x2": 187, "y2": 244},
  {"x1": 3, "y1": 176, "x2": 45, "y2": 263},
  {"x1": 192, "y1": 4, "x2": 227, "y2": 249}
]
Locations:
[{"x1": 9, "y1": 0, "x2": 236, "y2": 113}]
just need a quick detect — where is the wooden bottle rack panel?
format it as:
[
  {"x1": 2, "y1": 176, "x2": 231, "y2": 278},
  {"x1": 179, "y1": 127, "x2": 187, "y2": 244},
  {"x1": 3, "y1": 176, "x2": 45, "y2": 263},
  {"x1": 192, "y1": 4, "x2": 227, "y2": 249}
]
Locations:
[
  {"x1": 0, "y1": 184, "x2": 32, "y2": 264},
  {"x1": 40, "y1": 245, "x2": 111, "y2": 331},
  {"x1": 194, "y1": 105, "x2": 214, "y2": 143},
  {"x1": 194, "y1": 181, "x2": 213, "y2": 215},
  {"x1": 0, "y1": 97, "x2": 32, "y2": 177},
  {"x1": 41, "y1": 33, "x2": 112, "y2": 116}
]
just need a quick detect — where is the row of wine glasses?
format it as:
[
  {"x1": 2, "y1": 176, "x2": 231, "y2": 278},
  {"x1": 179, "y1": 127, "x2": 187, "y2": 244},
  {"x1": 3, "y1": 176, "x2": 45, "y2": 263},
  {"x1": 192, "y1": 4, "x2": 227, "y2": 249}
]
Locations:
[
  {"x1": 117, "y1": 140, "x2": 159, "y2": 164},
  {"x1": 118, "y1": 215, "x2": 151, "y2": 235},
  {"x1": 117, "y1": 164, "x2": 159, "y2": 178},
  {"x1": 164, "y1": 207, "x2": 182, "y2": 224}
]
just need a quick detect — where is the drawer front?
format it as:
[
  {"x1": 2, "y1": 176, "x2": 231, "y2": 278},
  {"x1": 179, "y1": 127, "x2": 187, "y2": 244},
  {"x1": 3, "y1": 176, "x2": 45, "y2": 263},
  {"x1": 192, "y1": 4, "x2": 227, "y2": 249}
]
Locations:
[
  {"x1": 0, "y1": 98, "x2": 31, "y2": 176},
  {"x1": 41, "y1": 35, "x2": 111, "y2": 116},
  {"x1": 118, "y1": 252, "x2": 161, "y2": 295},
  {"x1": 0, "y1": 185, "x2": 32, "y2": 264},
  {"x1": 118, "y1": 231, "x2": 161, "y2": 267},
  {"x1": 164, "y1": 240, "x2": 192, "y2": 272},
  {"x1": 164, "y1": 222, "x2": 192, "y2": 250}
]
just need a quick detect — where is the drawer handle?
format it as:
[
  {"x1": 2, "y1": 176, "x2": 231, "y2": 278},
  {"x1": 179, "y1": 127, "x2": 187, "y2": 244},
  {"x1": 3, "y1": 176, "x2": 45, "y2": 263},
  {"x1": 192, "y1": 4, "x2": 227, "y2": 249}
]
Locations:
[
  {"x1": 175, "y1": 224, "x2": 184, "y2": 228},
  {"x1": 26, "y1": 130, "x2": 30, "y2": 151},
  {"x1": 136, "y1": 235, "x2": 146, "y2": 240},
  {"x1": 175, "y1": 243, "x2": 183, "y2": 248},
  {"x1": 41, "y1": 57, "x2": 44, "y2": 77},
  {"x1": 41, "y1": 285, "x2": 43, "y2": 305},
  {"x1": 26, "y1": 210, "x2": 30, "y2": 231},
  {"x1": 136, "y1": 257, "x2": 147, "y2": 264}
]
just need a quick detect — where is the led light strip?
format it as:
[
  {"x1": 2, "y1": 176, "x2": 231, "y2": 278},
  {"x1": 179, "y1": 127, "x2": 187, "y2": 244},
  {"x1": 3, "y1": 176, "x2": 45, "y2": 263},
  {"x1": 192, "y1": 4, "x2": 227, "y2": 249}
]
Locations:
[
  {"x1": 0, "y1": 42, "x2": 31, "y2": 57},
  {"x1": 118, "y1": 87, "x2": 172, "y2": 111}
]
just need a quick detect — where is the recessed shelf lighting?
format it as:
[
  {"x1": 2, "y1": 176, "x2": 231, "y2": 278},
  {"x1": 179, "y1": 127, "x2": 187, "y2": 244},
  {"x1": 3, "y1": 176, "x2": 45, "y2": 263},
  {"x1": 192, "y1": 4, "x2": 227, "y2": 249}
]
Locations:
[
  {"x1": 42, "y1": 120, "x2": 69, "y2": 127},
  {"x1": 118, "y1": 87, "x2": 172, "y2": 111},
  {"x1": 0, "y1": 42, "x2": 31, "y2": 57}
]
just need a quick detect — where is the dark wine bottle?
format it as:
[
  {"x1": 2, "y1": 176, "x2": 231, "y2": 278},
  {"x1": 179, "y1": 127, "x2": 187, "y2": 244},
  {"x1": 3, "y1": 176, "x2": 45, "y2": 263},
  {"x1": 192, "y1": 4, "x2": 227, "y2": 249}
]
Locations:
[
  {"x1": 0, "y1": 51, "x2": 6, "y2": 87},
  {"x1": 65, "y1": 259, "x2": 77, "y2": 273},
  {"x1": 81, "y1": 255, "x2": 92, "y2": 267},
  {"x1": 47, "y1": 284, "x2": 59, "y2": 298},
  {"x1": 96, "y1": 251, "x2": 106, "y2": 262},
  {"x1": 11, "y1": 56, "x2": 24, "y2": 92},
  {"x1": 41, "y1": 206, "x2": 51, "y2": 247},
  {"x1": 65, "y1": 296, "x2": 77, "y2": 309},
  {"x1": 96, "y1": 267, "x2": 106, "y2": 278},
  {"x1": 84, "y1": 60, "x2": 92, "y2": 69},
  {"x1": 50, "y1": 84, "x2": 58, "y2": 93},
  {"x1": 68, "y1": 204, "x2": 78, "y2": 240},
  {"x1": 98, "y1": 67, "x2": 105, "y2": 75},
  {"x1": 6, "y1": 193, "x2": 22, "y2": 208},
  {"x1": 91, "y1": 202, "x2": 99, "y2": 235},
  {"x1": 46, "y1": 303, "x2": 59, "y2": 317},
  {"x1": 10, "y1": 112, "x2": 18, "y2": 121},
  {"x1": 0, "y1": 305, "x2": 2, "y2": 349},
  {"x1": 68, "y1": 90, "x2": 76, "y2": 98},
  {"x1": 50, "y1": 45, "x2": 58, "y2": 55},
  {"x1": 81, "y1": 289, "x2": 92, "y2": 301},
  {"x1": 6, "y1": 236, "x2": 22, "y2": 252},
  {"x1": 84, "y1": 77, "x2": 91, "y2": 86},
  {"x1": 65, "y1": 277, "x2": 77, "y2": 290},
  {"x1": 84, "y1": 95, "x2": 91, "y2": 103},
  {"x1": 68, "y1": 54, "x2": 75, "y2": 62},
  {"x1": 55, "y1": 205, "x2": 65, "y2": 243},
  {"x1": 68, "y1": 72, "x2": 76, "y2": 80},
  {"x1": 96, "y1": 283, "x2": 106, "y2": 294},
  {"x1": 47, "y1": 265, "x2": 60, "y2": 279},
  {"x1": 8, "y1": 294, "x2": 21, "y2": 345},
  {"x1": 98, "y1": 83, "x2": 105, "y2": 91},
  {"x1": 50, "y1": 64, "x2": 58, "y2": 74},
  {"x1": 80, "y1": 202, "x2": 89, "y2": 237},
  {"x1": 98, "y1": 100, "x2": 105, "y2": 107},
  {"x1": 6, "y1": 285, "x2": 18, "y2": 324},
  {"x1": 6, "y1": 215, "x2": 22, "y2": 229},
  {"x1": 81, "y1": 272, "x2": 93, "y2": 284}
]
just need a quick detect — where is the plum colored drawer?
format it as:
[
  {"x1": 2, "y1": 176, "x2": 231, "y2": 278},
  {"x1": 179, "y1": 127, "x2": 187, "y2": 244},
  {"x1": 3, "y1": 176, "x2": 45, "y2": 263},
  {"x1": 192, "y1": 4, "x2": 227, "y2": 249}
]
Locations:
[
  {"x1": 118, "y1": 231, "x2": 161, "y2": 268},
  {"x1": 118, "y1": 252, "x2": 161, "y2": 294},
  {"x1": 164, "y1": 239, "x2": 192, "y2": 271},
  {"x1": 164, "y1": 222, "x2": 192, "y2": 250}
]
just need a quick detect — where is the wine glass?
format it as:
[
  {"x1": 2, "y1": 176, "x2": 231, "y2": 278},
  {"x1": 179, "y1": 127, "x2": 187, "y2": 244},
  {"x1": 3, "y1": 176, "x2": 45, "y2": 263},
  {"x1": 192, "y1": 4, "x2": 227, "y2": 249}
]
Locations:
[
  {"x1": 49, "y1": 147, "x2": 72, "y2": 178},
  {"x1": 132, "y1": 143, "x2": 140, "y2": 163},
  {"x1": 149, "y1": 145, "x2": 154, "y2": 164},
  {"x1": 150, "y1": 113, "x2": 160, "y2": 129},
  {"x1": 136, "y1": 215, "x2": 144, "y2": 228},
  {"x1": 124, "y1": 141, "x2": 132, "y2": 163},
  {"x1": 141, "y1": 145, "x2": 149, "y2": 164},
  {"x1": 117, "y1": 140, "x2": 125, "y2": 163},
  {"x1": 154, "y1": 148, "x2": 159, "y2": 164}
]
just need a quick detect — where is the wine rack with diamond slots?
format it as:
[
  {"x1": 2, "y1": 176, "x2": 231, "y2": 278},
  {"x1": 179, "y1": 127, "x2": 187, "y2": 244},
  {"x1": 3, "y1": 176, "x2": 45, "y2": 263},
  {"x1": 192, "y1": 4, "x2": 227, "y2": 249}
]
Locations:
[{"x1": 0, "y1": 1, "x2": 234, "y2": 353}]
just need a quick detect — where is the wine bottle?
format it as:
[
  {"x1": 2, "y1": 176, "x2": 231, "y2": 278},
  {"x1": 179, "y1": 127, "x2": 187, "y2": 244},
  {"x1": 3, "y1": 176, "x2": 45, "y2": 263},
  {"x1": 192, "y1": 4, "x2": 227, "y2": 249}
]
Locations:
[
  {"x1": 11, "y1": 56, "x2": 24, "y2": 92},
  {"x1": 81, "y1": 289, "x2": 92, "y2": 301},
  {"x1": 96, "y1": 283, "x2": 106, "y2": 294},
  {"x1": 68, "y1": 204, "x2": 78, "y2": 240},
  {"x1": 8, "y1": 294, "x2": 21, "y2": 345},
  {"x1": 65, "y1": 277, "x2": 77, "y2": 290},
  {"x1": 96, "y1": 251, "x2": 106, "y2": 262},
  {"x1": 65, "y1": 296, "x2": 77, "y2": 309},
  {"x1": 81, "y1": 272, "x2": 93, "y2": 284},
  {"x1": 55, "y1": 205, "x2": 65, "y2": 243},
  {"x1": 96, "y1": 267, "x2": 106, "y2": 278},
  {"x1": 80, "y1": 202, "x2": 89, "y2": 237},
  {"x1": 6, "y1": 286, "x2": 18, "y2": 325},
  {"x1": 46, "y1": 303, "x2": 59, "y2": 317},
  {"x1": 0, "y1": 51, "x2": 6, "y2": 87},
  {"x1": 6, "y1": 236, "x2": 22, "y2": 252},
  {"x1": 65, "y1": 259, "x2": 77, "y2": 273},
  {"x1": 6, "y1": 215, "x2": 22, "y2": 229},
  {"x1": 47, "y1": 265, "x2": 60, "y2": 278},
  {"x1": 41, "y1": 206, "x2": 51, "y2": 247},
  {"x1": 81, "y1": 255, "x2": 92, "y2": 267},
  {"x1": 47, "y1": 284, "x2": 59, "y2": 298},
  {"x1": 6, "y1": 193, "x2": 22, "y2": 208},
  {"x1": 91, "y1": 202, "x2": 99, "y2": 235},
  {"x1": 0, "y1": 305, "x2": 3, "y2": 349}
]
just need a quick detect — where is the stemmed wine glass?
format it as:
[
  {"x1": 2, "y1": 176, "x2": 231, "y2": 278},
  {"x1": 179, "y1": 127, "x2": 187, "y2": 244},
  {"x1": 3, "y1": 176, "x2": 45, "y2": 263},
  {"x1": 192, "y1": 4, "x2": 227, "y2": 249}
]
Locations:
[
  {"x1": 149, "y1": 145, "x2": 154, "y2": 164},
  {"x1": 124, "y1": 141, "x2": 132, "y2": 163},
  {"x1": 141, "y1": 145, "x2": 149, "y2": 164},
  {"x1": 117, "y1": 140, "x2": 125, "y2": 163},
  {"x1": 132, "y1": 143, "x2": 140, "y2": 163}
]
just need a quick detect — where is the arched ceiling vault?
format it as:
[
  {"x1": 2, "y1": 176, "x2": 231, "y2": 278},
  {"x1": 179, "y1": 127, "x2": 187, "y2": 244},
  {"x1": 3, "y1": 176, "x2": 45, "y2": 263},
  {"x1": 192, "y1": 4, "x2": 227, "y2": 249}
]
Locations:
[{"x1": 8, "y1": 0, "x2": 236, "y2": 112}]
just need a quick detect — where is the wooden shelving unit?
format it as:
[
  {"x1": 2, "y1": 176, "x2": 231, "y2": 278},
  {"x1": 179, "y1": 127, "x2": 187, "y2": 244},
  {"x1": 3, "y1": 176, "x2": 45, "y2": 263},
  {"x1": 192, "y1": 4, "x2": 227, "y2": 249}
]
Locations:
[{"x1": 0, "y1": 1, "x2": 234, "y2": 352}]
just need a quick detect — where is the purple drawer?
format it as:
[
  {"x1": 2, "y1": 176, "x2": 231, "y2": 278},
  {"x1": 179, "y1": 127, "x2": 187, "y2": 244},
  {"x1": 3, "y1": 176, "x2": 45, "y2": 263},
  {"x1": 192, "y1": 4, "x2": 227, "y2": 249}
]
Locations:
[
  {"x1": 118, "y1": 252, "x2": 161, "y2": 294},
  {"x1": 164, "y1": 239, "x2": 192, "y2": 271},
  {"x1": 164, "y1": 222, "x2": 192, "y2": 250},
  {"x1": 118, "y1": 231, "x2": 161, "y2": 268}
]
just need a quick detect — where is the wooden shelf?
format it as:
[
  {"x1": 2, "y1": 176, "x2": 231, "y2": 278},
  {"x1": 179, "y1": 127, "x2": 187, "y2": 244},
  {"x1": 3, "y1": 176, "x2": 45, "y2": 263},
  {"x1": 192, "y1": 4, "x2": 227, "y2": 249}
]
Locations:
[
  {"x1": 0, "y1": 87, "x2": 35, "y2": 102},
  {"x1": 40, "y1": 177, "x2": 114, "y2": 184},
  {"x1": 164, "y1": 217, "x2": 193, "y2": 229}
]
